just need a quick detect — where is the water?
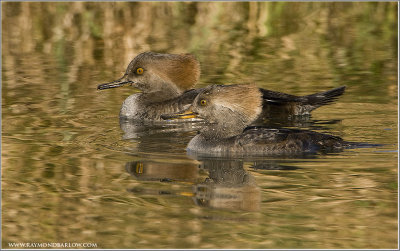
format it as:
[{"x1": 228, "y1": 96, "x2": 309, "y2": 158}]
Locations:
[{"x1": 2, "y1": 2, "x2": 398, "y2": 249}]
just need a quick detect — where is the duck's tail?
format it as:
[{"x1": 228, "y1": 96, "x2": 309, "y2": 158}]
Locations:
[
  {"x1": 260, "y1": 85, "x2": 346, "y2": 117},
  {"x1": 302, "y1": 85, "x2": 346, "y2": 107}
]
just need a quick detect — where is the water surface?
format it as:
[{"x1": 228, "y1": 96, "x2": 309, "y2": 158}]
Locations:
[{"x1": 2, "y1": 2, "x2": 398, "y2": 249}]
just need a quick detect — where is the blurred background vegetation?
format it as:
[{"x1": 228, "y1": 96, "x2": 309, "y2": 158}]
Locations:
[{"x1": 2, "y1": 2, "x2": 397, "y2": 88}]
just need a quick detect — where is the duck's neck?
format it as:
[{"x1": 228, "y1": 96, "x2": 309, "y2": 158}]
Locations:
[
  {"x1": 140, "y1": 82, "x2": 183, "y2": 103},
  {"x1": 120, "y1": 87, "x2": 186, "y2": 120}
]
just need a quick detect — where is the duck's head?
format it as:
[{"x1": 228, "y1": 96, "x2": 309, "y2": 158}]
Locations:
[
  {"x1": 97, "y1": 52, "x2": 200, "y2": 95},
  {"x1": 165, "y1": 84, "x2": 262, "y2": 133}
]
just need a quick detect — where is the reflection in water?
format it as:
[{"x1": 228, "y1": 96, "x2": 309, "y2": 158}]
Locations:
[
  {"x1": 251, "y1": 161, "x2": 299, "y2": 171},
  {"x1": 119, "y1": 119, "x2": 199, "y2": 156},
  {"x1": 126, "y1": 158, "x2": 306, "y2": 212},
  {"x1": 193, "y1": 159, "x2": 260, "y2": 212},
  {"x1": 2, "y1": 2, "x2": 397, "y2": 249},
  {"x1": 120, "y1": 117, "x2": 204, "y2": 140},
  {"x1": 126, "y1": 159, "x2": 261, "y2": 211},
  {"x1": 126, "y1": 161, "x2": 199, "y2": 182}
]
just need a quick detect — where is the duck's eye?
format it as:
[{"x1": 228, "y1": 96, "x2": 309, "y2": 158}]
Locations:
[
  {"x1": 200, "y1": 100, "x2": 207, "y2": 106},
  {"x1": 136, "y1": 67, "x2": 144, "y2": 75}
]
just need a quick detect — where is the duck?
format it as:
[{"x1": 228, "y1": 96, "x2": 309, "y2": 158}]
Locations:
[
  {"x1": 97, "y1": 52, "x2": 346, "y2": 122},
  {"x1": 162, "y1": 84, "x2": 350, "y2": 156}
]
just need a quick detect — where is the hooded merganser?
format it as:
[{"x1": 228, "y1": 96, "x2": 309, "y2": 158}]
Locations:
[
  {"x1": 164, "y1": 84, "x2": 349, "y2": 156},
  {"x1": 97, "y1": 52, "x2": 346, "y2": 121}
]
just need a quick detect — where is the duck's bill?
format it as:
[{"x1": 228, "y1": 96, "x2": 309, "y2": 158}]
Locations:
[
  {"x1": 97, "y1": 75, "x2": 133, "y2": 90},
  {"x1": 161, "y1": 109, "x2": 198, "y2": 120}
]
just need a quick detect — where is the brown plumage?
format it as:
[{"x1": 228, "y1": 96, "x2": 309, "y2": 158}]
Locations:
[
  {"x1": 126, "y1": 52, "x2": 200, "y2": 91},
  {"x1": 167, "y1": 84, "x2": 349, "y2": 156},
  {"x1": 193, "y1": 84, "x2": 262, "y2": 125},
  {"x1": 97, "y1": 51, "x2": 346, "y2": 121}
]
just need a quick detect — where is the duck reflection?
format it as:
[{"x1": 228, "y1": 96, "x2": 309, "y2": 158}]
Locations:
[
  {"x1": 126, "y1": 158, "x2": 299, "y2": 211},
  {"x1": 193, "y1": 159, "x2": 260, "y2": 211},
  {"x1": 126, "y1": 160, "x2": 199, "y2": 182},
  {"x1": 120, "y1": 117, "x2": 205, "y2": 140}
]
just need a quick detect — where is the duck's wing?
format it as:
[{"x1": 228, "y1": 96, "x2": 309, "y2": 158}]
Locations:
[
  {"x1": 236, "y1": 127, "x2": 346, "y2": 154},
  {"x1": 302, "y1": 85, "x2": 346, "y2": 106},
  {"x1": 259, "y1": 86, "x2": 346, "y2": 116}
]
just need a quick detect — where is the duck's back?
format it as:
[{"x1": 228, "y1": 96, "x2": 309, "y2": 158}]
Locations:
[
  {"x1": 235, "y1": 127, "x2": 346, "y2": 154},
  {"x1": 187, "y1": 127, "x2": 346, "y2": 156}
]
